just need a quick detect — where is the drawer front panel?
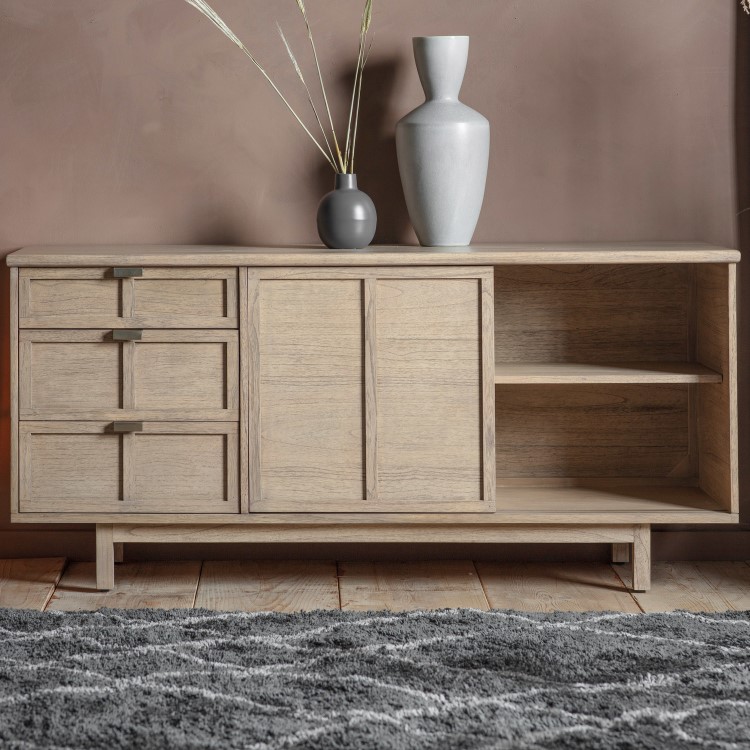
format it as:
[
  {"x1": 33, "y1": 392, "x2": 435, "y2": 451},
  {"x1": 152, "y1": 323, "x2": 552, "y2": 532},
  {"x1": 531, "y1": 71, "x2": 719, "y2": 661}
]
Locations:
[
  {"x1": 19, "y1": 330, "x2": 238, "y2": 421},
  {"x1": 19, "y1": 268, "x2": 238, "y2": 328},
  {"x1": 19, "y1": 422, "x2": 238, "y2": 513}
]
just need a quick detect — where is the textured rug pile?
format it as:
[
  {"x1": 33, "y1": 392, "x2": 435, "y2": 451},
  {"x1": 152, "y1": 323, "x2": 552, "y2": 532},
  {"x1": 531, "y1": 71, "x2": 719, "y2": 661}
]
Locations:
[{"x1": 0, "y1": 608, "x2": 749, "y2": 749}]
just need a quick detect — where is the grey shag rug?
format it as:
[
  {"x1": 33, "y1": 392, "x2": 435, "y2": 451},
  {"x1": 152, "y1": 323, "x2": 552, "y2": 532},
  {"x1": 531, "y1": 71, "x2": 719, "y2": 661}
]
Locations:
[{"x1": 1, "y1": 609, "x2": 749, "y2": 749}]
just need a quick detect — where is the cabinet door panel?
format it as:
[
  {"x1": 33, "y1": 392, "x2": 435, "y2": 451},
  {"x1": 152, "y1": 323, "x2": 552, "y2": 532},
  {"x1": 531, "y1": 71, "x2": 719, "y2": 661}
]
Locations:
[
  {"x1": 376, "y1": 278, "x2": 487, "y2": 509},
  {"x1": 254, "y1": 279, "x2": 365, "y2": 510}
]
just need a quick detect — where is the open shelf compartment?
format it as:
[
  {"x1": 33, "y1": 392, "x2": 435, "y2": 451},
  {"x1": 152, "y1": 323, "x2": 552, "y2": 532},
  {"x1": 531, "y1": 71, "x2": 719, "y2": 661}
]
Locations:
[{"x1": 492, "y1": 263, "x2": 737, "y2": 521}]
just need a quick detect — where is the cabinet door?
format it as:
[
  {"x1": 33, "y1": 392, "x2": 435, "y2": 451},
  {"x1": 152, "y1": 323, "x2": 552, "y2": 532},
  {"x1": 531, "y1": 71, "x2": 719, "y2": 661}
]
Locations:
[
  {"x1": 375, "y1": 276, "x2": 494, "y2": 511},
  {"x1": 250, "y1": 276, "x2": 365, "y2": 510},
  {"x1": 248, "y1": 268, "x2": 494, "y2": 513}
]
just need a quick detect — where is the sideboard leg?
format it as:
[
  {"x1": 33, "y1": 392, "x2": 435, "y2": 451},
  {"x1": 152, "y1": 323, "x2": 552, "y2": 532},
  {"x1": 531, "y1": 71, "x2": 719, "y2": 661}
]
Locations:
[
  {"x1": 611, "y1": 543, "x2": 631, "y2": 564},
  {"x1": 631, "y1": 524, "x2": 651, "y2": 592},
  {"x1": 96, "y1": 524, "x2": 115, "y2": 590},
  {"x1": 114, "y1": 543, "x2": 124, "y2": 564}
]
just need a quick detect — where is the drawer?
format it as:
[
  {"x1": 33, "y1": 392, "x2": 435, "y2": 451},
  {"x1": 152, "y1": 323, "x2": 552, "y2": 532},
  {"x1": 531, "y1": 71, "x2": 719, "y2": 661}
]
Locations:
[
  {"x1": 18, "y1": 422, "x2": 239, "y2": 513},
  {"x1": 19, "y1": 330, "x2": 238, "y2": 421},
  {"x1": 18, "y1": 268, "x2": 238, "y2": 328}
]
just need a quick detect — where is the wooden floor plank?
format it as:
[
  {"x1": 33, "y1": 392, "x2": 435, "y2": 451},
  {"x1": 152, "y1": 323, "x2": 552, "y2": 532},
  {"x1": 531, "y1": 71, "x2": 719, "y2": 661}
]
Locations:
[
  {"x1": 613, "y1": 562, "x2": 738, "y2": 612},
  {"x1": 338, "y1": 561, "x2": 489, "y2": 611},
  {"x1": 476, "y1": 562, "x2": 641, "y2": 612},
  {"x1": 47, "y1": 561, "x2": 202, "y2": 611},
  {"x1": 0, "y1": 558, "x2": 66, "y2": 611},
  {"x1": 194, "y1": 560, "x2": 340, "y2": 611}
]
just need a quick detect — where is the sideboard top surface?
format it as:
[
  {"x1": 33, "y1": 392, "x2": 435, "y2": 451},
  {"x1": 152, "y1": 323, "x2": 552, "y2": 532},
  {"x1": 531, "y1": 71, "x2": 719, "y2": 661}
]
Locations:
[{"x1": 6, "y1": 242, "x2": 741, "y2": 267}]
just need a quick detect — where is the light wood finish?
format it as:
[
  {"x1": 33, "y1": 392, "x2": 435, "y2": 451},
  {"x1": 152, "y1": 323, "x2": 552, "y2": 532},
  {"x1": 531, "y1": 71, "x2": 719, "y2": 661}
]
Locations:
[
  {"x1": 364, "y1": 277, "x2": 379, "y2": 503},
  {"x1": 19, "y1": 329, "x2": 238, "y2": 421},
  {"x1": 695, "y1": 264, "x2": 739, "y2": 513},
  {"x1": 631, "y1": 524, "x2": 651, "y2": 591},
  {"x1": 10, "y1": 267, "x2": 19, "y2": 516},
  {"x1": 613, "y1": 562, "x2": 750, "y2": 612},
  {"x1": 338, "y1": 561, "x2": 490, "y2": 611},
  {"x1": 19, "y1": 422, "x2": 239, "y2": 514},
  {"x1": 6, "y1": 247, "x2": 741, "y2": 592},
  {"x1": 0, "y1": 558, "x2": 744, "y2": 613},
  {"x1": 253, "y1": 276, "x2": 365, "y2": 510},
  {"x1": 7, "y1": 243, "x2": 740, "y2": 267},
  {"x1": 494, "y1": 362, "x2": 722, "y2": 384},
  {"x1": 96, "y1": 524, "x2": 115, "y2": 590},
  {"x1": 16, "y1": 499, "x2": 737, "y2": 525},
  {"x1": 611, "y1": 543, "x2": 630, "y2": 564},
  {"x1": 251, "y1": 268, "x2": 493, "y2": 513},
  {"x1": 476, "y1": 563, "x2": 641, "y2": 612},
  {"x1": 239, "y1": 268, "x2": 250, "y2": 514},
  {"x1": 18, "y1": 267, "x2": 238, "y2": 328},
  {"x1": 111, "y1": 523, "x2": 636, "y2": 545},
  {"x1": 195, "y1": 561, "x2": 340, "y2": 611},
  {"x1": 494, "y1": 264, "x2": 690, "y2": 363},
  {"x1": 0, "y1": 558, "x2": 66, "y2": 610},
  {"x1": 375, "y1": 274, "x2": 492, "y2": 510},
  {"x1": 496, "y1": 384, "x2": 689, "y2": 479},
  {"x1": 48, "y1": 561, "x2": 202, "y2": 610}
]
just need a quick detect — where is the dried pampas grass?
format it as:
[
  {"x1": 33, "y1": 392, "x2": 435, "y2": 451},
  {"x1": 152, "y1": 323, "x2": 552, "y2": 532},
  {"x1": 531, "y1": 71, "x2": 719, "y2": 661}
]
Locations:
[{"x1": 182, "y1": 0, "x2": 374, "y2": 173}]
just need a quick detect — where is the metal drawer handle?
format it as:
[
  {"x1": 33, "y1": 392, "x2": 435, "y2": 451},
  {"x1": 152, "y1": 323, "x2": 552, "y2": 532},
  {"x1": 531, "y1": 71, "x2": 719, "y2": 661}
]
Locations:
[
  {"x1": 113, "y1": 267, "x2": 143, "y2": 278},
  {"x1": 112, "y1": 329, "x2": 142, "y2": 341},
  {"x1": 112, "y1": 421, "x2": 143, "y2": 433}
]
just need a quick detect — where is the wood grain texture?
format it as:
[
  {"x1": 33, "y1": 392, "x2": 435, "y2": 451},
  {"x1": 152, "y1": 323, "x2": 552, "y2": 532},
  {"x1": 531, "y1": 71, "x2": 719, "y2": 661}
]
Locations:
[
  {"x1": 0, "y1": 558, "x2": 66, "y2": 610},
  {"x1": 18, "y1": 268, "x2": 238, "y2": 328},
  {"x1": 338, "y1": 560, "x2": 489, "y2": 611},
  {"x1": 494, "y1": 362, "x2": 722, "y2": 384},
  {"x1": 10, "y1": 267, "x2": 18, "y2": 515},
  {"x1": 376, "y1": 276, "x2": 488, "y2": 510},
  {"x1": 19, "y1": 329, "x2": 238, "y2": 420},
  {"x1": 7, "y1": 243, "x2": 741, "y2": 267},
  {"x1": 611, "y1": 543, "x2": 631, "y2": 564},
  {"x1": 112, "y1": 524, "x2": 636, "y2": 544},
  {"x1": 631, "y1": 524, "x2": 651, "y2": 591},
  {"x1": 19, "y1": 422, "x2": 239, "y2": 514},
  {"x1": 496, "y1": 384, "x2": 689, "y2": 478},
  {"x1": 494, "y1": 264, "x2": 689, "y2": 363},
  {"x1": 195, "y1": 561, "x2": 339, "y2": 611},
  {"x1": 481, "y1": 274, "x2": 496, "y2": 507},
  {"x1": 613, "y1": 561, "x2": 750, "y2": 612},
  {"x1": 254, "y1": 277, "x2": 365, "y2": 510},
  {"x1": 364, "y1": 278, "x2": 379, "y2": 503},
  {"x1": 96, "y1": 524, "x2": 114, "y2": 590},
  {"x1": 696, "y1": 263, "x2": 738, "y2": 513},
  {"x1": 239, "y1": 268, "x2": 250, "y2": 513},
  {"x1": 48, "y1": 561, "x2": 202, "y2": 610},
  {"x1": 475, "y1": 562, "x2": 640, "y2": 612}
]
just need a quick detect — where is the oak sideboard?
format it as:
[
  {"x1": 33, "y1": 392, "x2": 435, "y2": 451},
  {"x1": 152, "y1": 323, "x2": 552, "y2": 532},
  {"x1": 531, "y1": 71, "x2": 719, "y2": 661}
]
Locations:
[{"x1": 7, "y1": 243, "x2": 740, "y2": 591}]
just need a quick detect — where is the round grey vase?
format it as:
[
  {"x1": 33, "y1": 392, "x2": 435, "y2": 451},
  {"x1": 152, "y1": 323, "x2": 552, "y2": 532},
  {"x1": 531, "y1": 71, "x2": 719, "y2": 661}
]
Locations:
[
  {"x1": 396, "y1": 36, "x2": 490, "y2": 247},
  {"x1": 317, "y1": 173, "x2": 377, "y2": 249}
]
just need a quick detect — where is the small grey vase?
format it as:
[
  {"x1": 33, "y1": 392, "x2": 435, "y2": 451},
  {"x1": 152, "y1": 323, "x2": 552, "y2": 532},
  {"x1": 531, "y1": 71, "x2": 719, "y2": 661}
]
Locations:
[
  {"x1": 317, "y1": 173, "x2": 377, "y2": 249},
  {"x1": 396, "y1": 36, "x2": 490, "y2": 246}
]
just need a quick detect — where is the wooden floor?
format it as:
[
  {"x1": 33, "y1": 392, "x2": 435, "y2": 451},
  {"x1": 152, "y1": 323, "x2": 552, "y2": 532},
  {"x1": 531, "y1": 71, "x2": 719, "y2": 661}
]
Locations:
[{"x1": 2, "y1": 559, "x2": 750, "y2": 612}]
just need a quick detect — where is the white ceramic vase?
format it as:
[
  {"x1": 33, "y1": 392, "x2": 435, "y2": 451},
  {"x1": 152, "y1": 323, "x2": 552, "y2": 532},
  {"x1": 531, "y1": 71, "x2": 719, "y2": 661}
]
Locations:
[{"x1": 396, "y1": 36, "x2": 490, "y2": 247}]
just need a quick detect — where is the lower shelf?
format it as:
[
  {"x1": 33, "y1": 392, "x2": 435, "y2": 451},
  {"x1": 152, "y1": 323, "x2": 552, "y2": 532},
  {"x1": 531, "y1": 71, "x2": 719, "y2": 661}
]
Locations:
[{"x1": 495, "y1": 482, "x2": 732, "y2": 523}]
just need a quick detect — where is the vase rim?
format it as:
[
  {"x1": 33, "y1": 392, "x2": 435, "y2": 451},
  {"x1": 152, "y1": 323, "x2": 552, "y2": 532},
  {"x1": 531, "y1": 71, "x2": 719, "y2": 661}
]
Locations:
[{"x1": 413, "y1": 35, "x2": 469, "y2": 40}]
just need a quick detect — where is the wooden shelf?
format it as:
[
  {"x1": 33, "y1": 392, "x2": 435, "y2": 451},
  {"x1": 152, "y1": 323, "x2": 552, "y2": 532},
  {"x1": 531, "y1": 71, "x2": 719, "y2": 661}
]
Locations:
[
  {"x1": 494, "y1": 482, "x2": 734, "y2": 523},
  {"x1": 494, "y1": 362, "x2": 722, "y2": 385}
]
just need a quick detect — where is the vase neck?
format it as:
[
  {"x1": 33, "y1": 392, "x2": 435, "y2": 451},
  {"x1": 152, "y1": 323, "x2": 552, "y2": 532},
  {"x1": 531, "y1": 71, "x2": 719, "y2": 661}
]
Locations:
[
  {"x1": 335, "y1": 173, "x2": 358, "y2": 190},
  {"x1": 413, "y1": 36, "x2": 469, "y2": 101}
]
